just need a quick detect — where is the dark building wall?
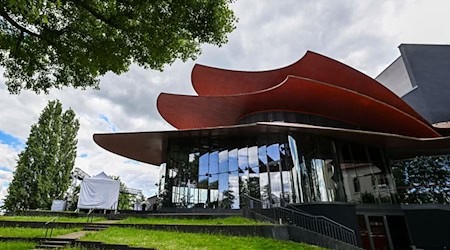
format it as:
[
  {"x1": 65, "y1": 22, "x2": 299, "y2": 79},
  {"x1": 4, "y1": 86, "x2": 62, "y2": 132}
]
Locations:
[
  {"x1": 378, "y1": 44, "x2": 450, "y2": 124},
  {"x1": 403, "y1": 206, "x2": 450, "y2": 249}
]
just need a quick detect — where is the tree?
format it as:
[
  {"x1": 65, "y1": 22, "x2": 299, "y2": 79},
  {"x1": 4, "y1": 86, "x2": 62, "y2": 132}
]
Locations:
[
  {"x1": 0, "y1": 0, "x2": 237, "y2": 94},
  {"x1": 392, "y1": 155, "x2": 450, "y2": 204},
  {"x1": 110, "y1": 176, "x2": 133, "y2": 210},
  {"x1": 118, "y1": 180, "x2": 132, "y2": 210},
  {"x1": 3, "y1": 100, "x2": 79, "y2": 211}
]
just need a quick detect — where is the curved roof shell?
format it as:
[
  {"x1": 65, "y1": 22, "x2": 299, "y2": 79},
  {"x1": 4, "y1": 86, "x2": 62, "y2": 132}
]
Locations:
[
  {"x1": 159, "y1": 51, "x2": 439, "y2": 138},
  {"x1": 191, "y1": 51, "x2": 429, "y2": 125},
  {"x1": 158, "y1": 76, "x2": 439, "y2": 138}
]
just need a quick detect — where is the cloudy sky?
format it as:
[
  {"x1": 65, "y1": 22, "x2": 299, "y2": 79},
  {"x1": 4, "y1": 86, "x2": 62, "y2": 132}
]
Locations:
[{"x1": 1, "y1": 0, "x2": 450, "y2": 203}]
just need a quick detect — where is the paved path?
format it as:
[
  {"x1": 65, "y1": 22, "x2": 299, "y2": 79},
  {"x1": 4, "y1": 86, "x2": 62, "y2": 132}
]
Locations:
[
  {"x1": 55, "y1": 230, "x2": 91, "y2": 239},
  {"x1": 94, "y1": 219, "x2": 119, "y2": 224},
  {"x1": 53, "y1": 219, "x2": 118, "y2": 240}
]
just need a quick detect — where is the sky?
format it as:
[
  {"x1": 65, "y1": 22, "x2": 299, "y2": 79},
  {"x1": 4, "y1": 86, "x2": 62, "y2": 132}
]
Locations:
[{"x1": 1, "y1": 0, "x2": 450, "y2": 204}]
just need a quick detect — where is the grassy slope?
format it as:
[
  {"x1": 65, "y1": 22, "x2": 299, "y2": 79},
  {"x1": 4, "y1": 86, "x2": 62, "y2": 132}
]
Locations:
[
  {"x1": 81, "y1": 227, "x2": 323, "y2": 250},
  {"x1": 0, "y1": 216, "x2": 105, "y2": 223},
  {"x1": 0, "y1": 227, "x2": 81, "y2": 237},
  {"x1": 117, "y1": 216, "x2": 270, "y2": 225},
  {"x1": 0, "y1": 241, "x2": 36, "y2": 250}
]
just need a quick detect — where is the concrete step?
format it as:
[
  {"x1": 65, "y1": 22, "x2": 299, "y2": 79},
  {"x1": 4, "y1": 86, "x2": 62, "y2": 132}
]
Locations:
[
  {"x1": 36, "y1": 239, "x2": 72, "y2": 249},
  {"x1": 40, "y1": 240, "x2": 72, "y2": 245},
  {"x1": 35, "y1": 244, "x2": 65, "y2": 248},
  {"x1": 83, "y1": 225, "x2": 110, "y2": 231}
]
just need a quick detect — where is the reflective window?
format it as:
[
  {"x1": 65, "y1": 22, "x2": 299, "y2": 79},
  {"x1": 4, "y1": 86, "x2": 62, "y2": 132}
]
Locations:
[
  {"x1": 248, "y1": 146, "x2": 260, "y2": 199},
  {"x1": 161, "y1": 132, "x2": 395, "y2": 208},
  {"x1": 218, "y1": 150, "x2": 229, "y2": 208},
  {"x1": 338, "y1": 143, "x2": 396, "y2": 203},
  {"x1": 258, "y1": 145, "x2": 270, "y2": 206},
  {"x1": 198, "y1": 153, "x2": 209, "y2": 189},
  {"x1": 209, "y1": 151, "x2": 219, "y2": 207},
  {"x1": 228, "y1": 149, "x2": 239, "y2": 209}
]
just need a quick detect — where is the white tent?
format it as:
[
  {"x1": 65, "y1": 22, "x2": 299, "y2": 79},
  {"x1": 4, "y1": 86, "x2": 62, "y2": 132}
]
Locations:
[{"x1": 77, "y1": 172, "x2": 120, "y2": 210}]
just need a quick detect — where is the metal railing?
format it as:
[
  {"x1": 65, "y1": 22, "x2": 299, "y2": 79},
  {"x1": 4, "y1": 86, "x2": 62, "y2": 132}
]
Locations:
[
  {"x1": 86, "y1": 208, "x2": 95, "y2": 224},
  {"x1": 244, "y1": 195, "x2": 357, "y2": 246},
  {"x1": 43, "y1": 216, "x2": 58, "y2": 240}
]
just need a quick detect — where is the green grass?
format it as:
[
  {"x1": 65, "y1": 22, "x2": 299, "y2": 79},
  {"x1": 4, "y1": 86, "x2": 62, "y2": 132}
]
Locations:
[
  {"x1": 0, "y1": 241, "x2": 36, "y2": 250},
  {"x1": 117, "y1": 216, "x2": 270, "y2": 225},
  {"x1": 0, "y1": 215, "x2": 106, "y2": 223},
  {"x1": 81, "y1": 227, "x2": 323, "y2": 250},
  {"x1": 0, "y1": 227, "x2": 82, "y2": 237}
]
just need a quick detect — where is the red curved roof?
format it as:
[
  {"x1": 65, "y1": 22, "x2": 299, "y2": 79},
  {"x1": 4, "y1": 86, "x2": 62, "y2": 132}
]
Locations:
[
  {"x1": 158, "y1": 76, "x2": 440, "y2": 138},
  {"x1": 192, "y1": 51, "x2": 429, "y2": 125}
]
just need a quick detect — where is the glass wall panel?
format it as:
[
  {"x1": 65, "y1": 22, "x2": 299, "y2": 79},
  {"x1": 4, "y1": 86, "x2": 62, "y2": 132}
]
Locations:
[
  {"x1": 209, "y1": 151, "x2": 219, "y2": 207},
  {"x1": 290, "y1": 134, "x2": 343, "y2": 202},
  {"x1": 267, "y1": 144, "x2": 282, "y2": 206},
  {"x1": 367, "y1": 147, "x2": 396, "y2": 203},
  {"x1": 228, "y1": 148, "x2": 240, "y2": 209},
  {"x1": 161, "y1": 131, "x2": 393, "y2": 209},
  {"x1": 338, "y1": 143, "x2": 396, "y2": 204},
  {"x1": 258, "y1": 146, "x2": 270, "y2": 207},
  {"x1": 198, "y1": 153, "x2": 209, "y2": 189},
  {"x1": 279, "y1": 143, "x2": 294, "y2": 203},
  {"x1": 238, "y1": 147, "x2": 249, "y2": 207},
  {"x1": 248, "y1": 146, "x2": 260, "y2": 199},
  {"x1": 158, "y1": 163, "x2": 167, "y2": 201},
  {"x1": 288, "y1": 136, "x2": 303, "y2": 203},
  {"x1": 218, "y1": 150, "x2": 229, "y2": 208}
]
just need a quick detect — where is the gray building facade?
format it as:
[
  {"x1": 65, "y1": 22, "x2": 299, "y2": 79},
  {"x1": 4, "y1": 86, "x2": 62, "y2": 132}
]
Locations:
[{"x1": 376, "y1": 44, "x2": 450, "y2": 126}]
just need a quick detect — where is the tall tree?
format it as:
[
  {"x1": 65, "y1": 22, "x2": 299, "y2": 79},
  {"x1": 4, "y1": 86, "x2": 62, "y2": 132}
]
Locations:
[
  {"x1": 3, "y1": 100, "x2": 79, "y2": 211},
  {"x1": 0, "y1": 0, "x2": 237, "y2": 94},
  {"x1": 392, "y1": 155, "x2": 450, "y2": 204}
]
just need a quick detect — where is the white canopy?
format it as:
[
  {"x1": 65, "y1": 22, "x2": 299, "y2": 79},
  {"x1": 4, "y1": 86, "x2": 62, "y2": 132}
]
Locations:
[{"x1": 77, "y1": 172, "x2": 120, "y2": 210}]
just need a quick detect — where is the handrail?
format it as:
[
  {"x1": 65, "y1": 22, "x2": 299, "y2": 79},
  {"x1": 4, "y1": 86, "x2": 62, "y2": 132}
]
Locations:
[
  {"x1": 243, "y1": 194, "x2": 357, "y2": 246},
  {"x1": 284, "y1": 203, "x2": 356, "y2": 232},
  {"x1": 86, "y1": 208, "x2": 95, "y2": 224},
  {"x1": 44, "y1": 216, "x2": 58, "y2": 240}
]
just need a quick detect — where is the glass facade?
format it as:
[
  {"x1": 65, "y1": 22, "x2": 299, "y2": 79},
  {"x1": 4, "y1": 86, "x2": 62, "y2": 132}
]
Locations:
[{"x1": 158, "y1": 132, "x2": 398, "y2": 208}]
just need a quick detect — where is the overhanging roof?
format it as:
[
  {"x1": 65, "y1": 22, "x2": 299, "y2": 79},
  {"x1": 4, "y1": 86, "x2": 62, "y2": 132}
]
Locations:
[
  {"x1": 192, "y1": 51, "x2": 428, "y2": 125},
  {"x1": 158, "y1": 76, "x2": 439, "y2": 138},
  {"x1": 93, "y1": 122, "x2": 450, "y2": 166}
]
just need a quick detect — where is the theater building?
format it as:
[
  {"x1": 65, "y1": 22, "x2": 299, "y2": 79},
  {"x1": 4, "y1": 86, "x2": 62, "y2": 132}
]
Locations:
[{"x1": 94, "y1": 50, "x2": 450, "y2": 249}]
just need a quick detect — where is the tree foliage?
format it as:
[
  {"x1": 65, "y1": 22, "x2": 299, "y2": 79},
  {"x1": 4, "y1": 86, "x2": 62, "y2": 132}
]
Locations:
[
  {"x1": 118, "y1": 180, "x2": 132, "y2": 210},
  {"x1": 110, "y1": 176, "x2": 133, "y2": 210},
  {"x1": 3, "y1": 100, "x2": 79, "y2": 211},
  {"x1": 392, "y1": 155, "x2": 450, "y2": 204},
  {"x1": 0, "y1": 0, "x2": 236, "y2": 94}
]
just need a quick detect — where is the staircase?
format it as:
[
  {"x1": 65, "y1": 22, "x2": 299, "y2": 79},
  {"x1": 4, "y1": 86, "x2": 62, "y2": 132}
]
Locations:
[
  {"x1": 243, "y1": 194, "x2": 358, "y2": 247},
  {"x1": 83, "y1": 224, "x2": 110, "y2": 231},
  {"x1": 35, "y1": 238, "x2": 74, "y2": 249}
]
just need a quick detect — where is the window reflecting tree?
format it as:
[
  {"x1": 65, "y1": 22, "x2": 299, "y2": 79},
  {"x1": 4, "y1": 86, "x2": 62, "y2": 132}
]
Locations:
[{"x1": 392, "y1": 155, "x2": 450, "y2": 204}]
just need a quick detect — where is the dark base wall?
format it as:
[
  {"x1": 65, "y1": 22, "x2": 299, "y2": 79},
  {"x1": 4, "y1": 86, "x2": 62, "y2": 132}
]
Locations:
[{"x1": 403, "y1": 205, "x2": 450, "y2": 249}]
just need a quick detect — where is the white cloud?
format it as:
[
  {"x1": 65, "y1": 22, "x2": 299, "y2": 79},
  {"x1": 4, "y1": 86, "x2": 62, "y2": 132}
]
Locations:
[
  {"x1": 1, "y1": 0, "x2": 450, "y2": 199},
  {"x1": 0, "y1": 143, "x2": 20, "y2": 171}
]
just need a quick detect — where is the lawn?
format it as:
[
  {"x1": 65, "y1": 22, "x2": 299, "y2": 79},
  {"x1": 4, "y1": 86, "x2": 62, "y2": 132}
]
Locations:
[
  {"x1": 117, "y1": 216, "x2": 270, "y2": 225},
  {"x1": 0, "y1": 216, "x2": 106, "y2": 223},
  {"x1": 81, "y1": 227, "x2": 323, "y2": 250},
  {"x1": 0, "y1": 227, "x2": 81, "y2": 237},
  {"x1": 0, "y1": 241, "x2": 36, "y2": 250}
]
